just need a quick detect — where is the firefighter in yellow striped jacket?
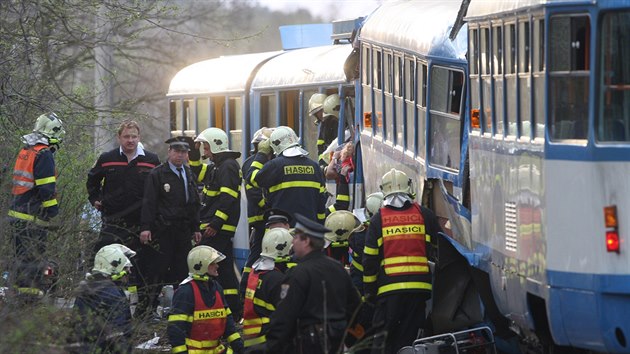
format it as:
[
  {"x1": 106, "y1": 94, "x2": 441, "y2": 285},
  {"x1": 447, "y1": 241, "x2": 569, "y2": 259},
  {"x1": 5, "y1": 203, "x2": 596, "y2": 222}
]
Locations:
[
  {"x1": 190, "y1": 128, "x2": 243, "y2": 321},
  {"x1": 8, "y1": 112, "x2": 64, "y2": 295},
  {"x1": 242, "y1": 228, "x2": 293, "y2": 352},
  {"x1": 168, "y1": 246, "x2": 244, "y2": 354},
  {"x1": 363, "y1": 169, "x2": 441, "y2": 353}
]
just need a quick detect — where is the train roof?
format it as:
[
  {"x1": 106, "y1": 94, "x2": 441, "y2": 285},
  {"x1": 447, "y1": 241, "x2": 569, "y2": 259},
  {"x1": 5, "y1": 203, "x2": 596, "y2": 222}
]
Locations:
[
  {"x1": 250, "y1": 44, "x2": 353, "y2": 90},
  {"x1": 359, "y1": 0, "x2": 467, "y2": 60},
  {"x1": 167, "y1": 51, "x2": 282, "y2": 97},
  {"x1": 465, "y1": 0, "x2": 594, "y2": 20}
]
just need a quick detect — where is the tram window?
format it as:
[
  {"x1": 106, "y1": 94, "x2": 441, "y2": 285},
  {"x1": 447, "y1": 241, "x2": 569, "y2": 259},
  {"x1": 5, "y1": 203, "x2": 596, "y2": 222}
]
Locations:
[
  {"x1": 533, "y1": 18, "x2": 546, "y2": 139},
  {"x1": 519, "y1": 19, "x2": 532, "y2": 139},
  {"x1": 481, "y1": 28, "x2": 491, "y2": 75},
  {"x1": 469, "y1": 27, "x2": 481, "y2": 132},
  {"x1": 430, "y1": 66, "x2": 464, "y2": 116},
  {"x1": 493, "y1": 25, "x2": 505, "y2": 135},
  {"x1": 169, "y1": 100, "x2": 180, "y2": 134},
  {"x1": 279, "y1": 90, "x2": 298, "y2": 129},
  {"x1": 211, "y1": 97, "x2": 225, "y2": 129},
  {"x1": 362, "y1": 45, "x2": 370, "y2": 85},
  {"x1": 395, "y1": 55, "x2": 403, "y2": 97},
  {"x1": 598, "y1": 11, "x2": 630, "y2": 142},
  {"x1": 405, "y1": 58, "x2": 414, "y2": 101},
  {"x1": 493, "y1": 26, "x2": 503, "y2": 75},
  {"x1": 506, "y1": 23, "x2": 517, "y2": 136},
  {"x1": 260, "y1": 94, "x2": 276, "y2": 128},
  {"x1": 549, "y1": 15, "x2": 590, "y2": 140},
  {"x1": 385, "y1": 53, "x2": 392, "y2": 94},
  {"x1": 429, "y1": 66, "x2": 462, "y2": 170},
  {"x1": 418, "y1": 61, "x2": 427, "y2": 107},
  {"x1": 227, "y1": 96, "x2": 242, "y2": 153},
  {"x1": 197, "y1": 98, "x2": 210, "y2": 133},
  {"x1": 373, "y1": 49, "x2": 382, "y2": 90},
  {"x1": 303, "y1": 90, "x2": 320, "y2": 157}
]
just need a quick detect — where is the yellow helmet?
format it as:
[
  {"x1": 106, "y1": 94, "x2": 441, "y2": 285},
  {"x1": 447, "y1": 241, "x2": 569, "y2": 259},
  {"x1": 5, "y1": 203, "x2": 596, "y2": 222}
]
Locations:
[
  {"x1": 251, "y1": 127, "x2": 274, "y2": 145},
  {"x1": 187, "y1": 246, "x2": 226, "y2": 276},
  {"x1": 324, "y1": 210, "x2": 362, "y2": 243},
  {"x1": 261, "y1": 228, "x2": 293, "y2": 258},
  {"x1": 92, "y1": 245, "x2": 132, "y2": 279},
  {"x1": 380, "y1": 168, "x2": 412, "y2": 197},
  {"x1": 308, "y1": 93, "x2": 327, "y2": 116},
  {"x1": 365, "y1": 192, "x2": 384, "y2": 217}
]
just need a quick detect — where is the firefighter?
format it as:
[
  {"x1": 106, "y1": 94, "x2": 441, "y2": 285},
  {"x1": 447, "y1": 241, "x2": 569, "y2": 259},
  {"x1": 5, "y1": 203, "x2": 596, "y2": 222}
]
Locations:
[
  {"x1": 240, "y1": 127, "x2": 273, "y2": 300},
  {"x1": 140, "y1": 137, "x2": 201, "y2": 312},
  {"x1": 350, "y1": 192, "x2": 383, "y2": 293},
  {"x1": 191, "y1": 127, "x2": 243, "y2": 320},
  {"x1": 86, "y1": 119, "x2": 160, "y2": 315},
  {"x1": 240, "y1": 207, "x2": 293, "y2": 298},
  {"x1": 8, "y1": 112, "x2": 65, "y2": 296},
  {"x1": 167, "y1": 246, "x2": 244, "y2": 354},
  {"x1": 74, "y1": 244, "x2": 133, "y2": 353},
  {"x1": 323, "y1": 210, "x2": 363, "y2": 267},
  {"x1": 247, "y1": 126, "x2": 327, "y2": 225},
  {"x1": 242, "y1": 228, "x2": 293, "y2": 352},
  {"x1": 363, "y1": 169, "x2": 441, "y2": 353},
  {"x1": 264, "y1": 213, "x2": 361, "y2": 354},
  {"x1": 315, "y1": 94, "x2": 339, "y2": 166}
]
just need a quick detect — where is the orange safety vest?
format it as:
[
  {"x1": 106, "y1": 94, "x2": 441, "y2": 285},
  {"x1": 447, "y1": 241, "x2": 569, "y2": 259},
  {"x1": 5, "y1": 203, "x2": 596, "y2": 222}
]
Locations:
[
  {"x1": 187, "y1": 281, "x2": 228, "y2": 353},
  {"x1": 380, "y1": 203, "x2": 428, "y2": 276},
  {"x1": 12, "y1": 144, "x2": 52, "y2": 195},
  {"x1": 242, "y1": 270, "x2": 268, "y2": 346}
]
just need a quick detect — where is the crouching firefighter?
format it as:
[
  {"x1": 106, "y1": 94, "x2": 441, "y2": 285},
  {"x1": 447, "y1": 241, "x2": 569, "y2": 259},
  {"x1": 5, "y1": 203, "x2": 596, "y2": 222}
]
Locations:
[{"x1": 167, "y1": 246, "x2": 244, "y2": 354}]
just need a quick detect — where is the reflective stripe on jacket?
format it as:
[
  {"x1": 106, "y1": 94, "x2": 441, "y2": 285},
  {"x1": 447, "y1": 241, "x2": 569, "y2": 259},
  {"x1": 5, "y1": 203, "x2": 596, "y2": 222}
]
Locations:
[{"x1": 12, "y1": 144, "x2": 53, "y2": 195}]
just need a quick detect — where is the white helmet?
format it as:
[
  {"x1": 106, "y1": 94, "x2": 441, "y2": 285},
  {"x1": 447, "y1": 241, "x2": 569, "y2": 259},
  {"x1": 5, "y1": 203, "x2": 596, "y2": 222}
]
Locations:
[
  {"x1": 251, "y1": 127, "x2": 274, "y2": 145},
  {"x1": 261, "y1": 228, "x2": 293, "y2": 258},
  {"x1": 323, "y1": 94, "x2": 340, "y2": 119},
  {"x1": 269, "y1": 126, "x2": 300, "y2": 155},
  {"x1": 195, "y1": 127, "x2": 231, "y2": 154},
  {"x1": 324, "y1": 210, "x2": 362, "y2": 243},
  {"x1": 33, "y1": 112, "x2": 65, "y2": 144},
  {"x1": 308, "y1": 93, "x2": 327, "y2": 117},
  {"x1": 187, "y1": 246, "x2": 226, "y2": 276},
  {"x1": 92, "y1": 245, "x2": 132, "y2": 279},
  {"x1": 365, "y1": 192, "x2": 384, "y2": 217},
  {"x1": 380, "y1": 168, "x2": 412, "y2": 197},
  {"x1": 106, "y1": 243, "x2": 137, "y2": 259}
]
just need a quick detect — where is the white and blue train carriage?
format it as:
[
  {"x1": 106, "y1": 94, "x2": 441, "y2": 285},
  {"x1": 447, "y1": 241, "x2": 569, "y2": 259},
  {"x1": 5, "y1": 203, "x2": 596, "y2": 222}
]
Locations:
[
  {"x1": 166, "y1": 21, "x2": 362, "y2": 270},
  {"x1": 465, "y1": 0, "x2": 630, "y2": 352}
]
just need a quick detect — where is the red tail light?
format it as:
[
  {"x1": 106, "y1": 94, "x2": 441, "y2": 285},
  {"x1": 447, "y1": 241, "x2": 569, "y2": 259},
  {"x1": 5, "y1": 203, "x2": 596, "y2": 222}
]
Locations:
[{"x1": 604, "y1": 205, "x2": 620, "y2": 253}]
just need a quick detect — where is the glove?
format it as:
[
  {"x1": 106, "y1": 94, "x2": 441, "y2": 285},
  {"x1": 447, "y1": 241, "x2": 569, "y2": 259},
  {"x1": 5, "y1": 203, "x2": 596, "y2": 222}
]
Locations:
[
  {"x1": 184, "y1": 136, "x2": 201, "y2": 160},
  {"x1": 258, "y1": 138, "x2": 272, "y2": 155}
]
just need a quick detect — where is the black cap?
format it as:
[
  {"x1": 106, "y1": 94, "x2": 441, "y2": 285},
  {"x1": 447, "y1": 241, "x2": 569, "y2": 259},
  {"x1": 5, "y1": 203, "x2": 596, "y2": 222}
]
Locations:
[
  {"x1": 165, "y1": 136, "x2": 191, "y2": 151},
  {"x1": 264, "y1": 208, "x2": 293, "y2": 227},
  {"x1": 293, "y1": 213, "x2": 330, "y2": 239}
]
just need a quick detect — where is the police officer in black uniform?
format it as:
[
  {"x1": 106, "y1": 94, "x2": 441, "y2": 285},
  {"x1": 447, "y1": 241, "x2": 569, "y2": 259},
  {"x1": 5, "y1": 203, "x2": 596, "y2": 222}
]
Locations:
[
  {"x1": 264, "y1": 213, "x2": 361, "y2": 354},
  {"x1": 140, "y1": 137, "x2": 201, "y2": 311}
]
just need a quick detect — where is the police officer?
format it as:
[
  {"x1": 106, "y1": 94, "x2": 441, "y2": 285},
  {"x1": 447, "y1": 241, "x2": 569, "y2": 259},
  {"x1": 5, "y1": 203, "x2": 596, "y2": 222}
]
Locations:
[
  {"x1": 265, "y1": 213, "x2": 361, "y2": 354},
  {"x1": 363, "y1": 169, "x2": 441, "y2": 353},
  {"x1": 191, "y1": 127, "x2": 243, "y2": 320},
  {"x1": 167, "y1": 246, "x2": 244, "y2": 354},
  {"x1": 140, "y1": 137, "x2": 201, "y2": 311},
  {"x1": 242, "y1": 228, "x2": 293, "y2": 352},
  {"x1": 8, "y1": 112, "x2": 65, "y2": 295},
  {"x1": 247, "y1": 126, "x2": 327, "y2": 225}
]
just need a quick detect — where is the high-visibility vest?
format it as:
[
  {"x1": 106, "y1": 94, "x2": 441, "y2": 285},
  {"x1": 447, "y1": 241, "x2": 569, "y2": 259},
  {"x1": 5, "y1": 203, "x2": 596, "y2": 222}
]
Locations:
[
  {"x1": 377, "y1": 203, "x2": 431, "y2": 295},
  {"x1": 186, "y1": 281, "x2": 228, "y2": 353},
  {"x1": 12, "y1": 144, "x2": 53, "y2": 195},
  {"x1": 242, "y1": 270, "x2": 270, "y2": 347}
]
